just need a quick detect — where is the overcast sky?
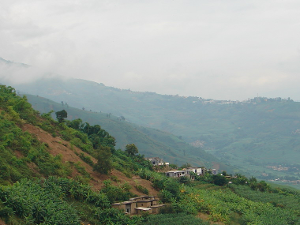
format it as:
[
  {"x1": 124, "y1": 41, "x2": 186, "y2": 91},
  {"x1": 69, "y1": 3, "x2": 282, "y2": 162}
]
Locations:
[{"x1": 1, "y1": 0, "x2": 300, "y2": 100}]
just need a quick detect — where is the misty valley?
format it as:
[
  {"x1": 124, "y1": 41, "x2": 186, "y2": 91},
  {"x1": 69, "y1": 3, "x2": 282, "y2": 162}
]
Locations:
[
  {"x1": 1, "y1": 80, "x2": 300, "y2": 224},
  {"x1": 14, "y1": 77, "x2": 300, "y2": 188},
  {"x1": 1, "y1": 1, "x2": 300, "y2": 223}
]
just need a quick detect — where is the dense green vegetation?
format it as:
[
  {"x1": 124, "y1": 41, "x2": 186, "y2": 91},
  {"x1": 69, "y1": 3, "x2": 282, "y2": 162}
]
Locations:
[
  {"x1": 143, "y1": 213, "x2": 209, "y2": 225},
  {"x1": 1, "y1": 84, "x2": 300, "y2": 224},
  {"x1": 0, "y1": 85, "x2": 147, "y2": 224},
  {"x1": 138, "y1": 169, "x2": 300, "y2": 224},
  {"x1": 0, "y1": 86, "x2": 71, "y2": 185},
  {"x1": 230, "y1": 184, "x2": 300, "y2": 213}
]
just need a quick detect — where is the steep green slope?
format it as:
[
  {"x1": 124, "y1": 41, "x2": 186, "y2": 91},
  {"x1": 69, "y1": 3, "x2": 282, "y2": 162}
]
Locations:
[{"x1": 0, "y1": 84, "x2": 154, "y2": 224}]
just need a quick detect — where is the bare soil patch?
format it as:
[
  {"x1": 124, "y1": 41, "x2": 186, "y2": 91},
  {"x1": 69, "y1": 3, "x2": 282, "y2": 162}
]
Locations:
[{"x1": 21, "y1": 123, "x2": 158, "y2": 196}]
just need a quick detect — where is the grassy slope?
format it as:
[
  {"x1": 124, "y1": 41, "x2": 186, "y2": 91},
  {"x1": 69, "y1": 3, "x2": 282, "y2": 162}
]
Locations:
[{"x1": 0, "y1": 85, "x2": 159, "y2": 224}]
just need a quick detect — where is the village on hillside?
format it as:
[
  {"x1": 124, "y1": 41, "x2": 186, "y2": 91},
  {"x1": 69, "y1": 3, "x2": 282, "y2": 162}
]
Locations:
[
  {"x1": 112, "y1": 157, "x2": 218, "y2": 215},
  {"x1": 146, "y1": 157, "x2": 217, "y2": 177}
]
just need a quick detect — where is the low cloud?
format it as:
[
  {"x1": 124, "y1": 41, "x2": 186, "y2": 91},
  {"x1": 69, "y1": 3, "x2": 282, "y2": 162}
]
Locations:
[{"x1": 1, "y1": 0, "x2": 300, "y2": 100}]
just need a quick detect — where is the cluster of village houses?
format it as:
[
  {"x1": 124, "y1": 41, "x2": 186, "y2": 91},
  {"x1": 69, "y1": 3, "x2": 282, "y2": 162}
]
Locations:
[
  {"x1": 147, "y1": 157, "x2": 217, "y2": 177},
  {"x1": 113, "y1": 157, "x2": 217, "y2": 215},
  {"x1": 112, "y1": 196, "x2": 164, "y2": 215}
]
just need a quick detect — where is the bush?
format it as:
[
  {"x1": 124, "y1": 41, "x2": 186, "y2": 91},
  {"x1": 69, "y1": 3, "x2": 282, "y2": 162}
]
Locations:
[
  {"x1": 212, "y1": 174, "x2": 228, "y2": 186},
  {"x1": 94, "y1": 208, "x2": 141, "y2": 225},
  {"x1": 0, "y1": 179, "x2": 80, "y2": 224},
  {"x1": 79, "y1": 153, "x2": 94, "y2": 166},
  {"x1": 100, "y1": 180, "x2": 135, "y2": 203},
  {"x1": 135, "y1": 185, "x2": 149, "y2": 195},
  {"x1": 158, "y1": 190, "x2": 174, "y2": 203}
]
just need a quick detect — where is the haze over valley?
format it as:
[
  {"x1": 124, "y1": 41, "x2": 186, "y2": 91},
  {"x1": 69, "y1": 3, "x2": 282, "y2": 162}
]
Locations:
[
  {"x1": 1, "y1": 1, "x2": 300, "y2": 100},
  {"x1": 1, "y1": 2, "x2": 300, "y2": 224},
  {"x1": 1, "y1": 67, "x2": 300, "y2": 188}
]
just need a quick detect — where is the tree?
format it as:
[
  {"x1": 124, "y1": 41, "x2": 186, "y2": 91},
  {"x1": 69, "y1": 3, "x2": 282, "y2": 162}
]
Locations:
[
  {"x1": 93, "y1": 146, "x2": 112, "y2": 174},
  {"x1": 55, "y1": 110, "x2": 67, "y2": 123},
  {"x1": 179, "y1": 175, "x2": 191, "y2": 185},
  {"x1": 256, "y1": 181, "x2": 269, "y2": 192},
  {"x1": 212, "y1": 174, "x2": 228, "y2": 186},
  {"x1": 125, "y1": 144, "x2": 138, "y2": 156},
  {"x1": 66, "y1": 118, "x2": 83, "y2": 130},
  {"x1": 233, "y1": 173, "x2": 249, "y2": 185}
]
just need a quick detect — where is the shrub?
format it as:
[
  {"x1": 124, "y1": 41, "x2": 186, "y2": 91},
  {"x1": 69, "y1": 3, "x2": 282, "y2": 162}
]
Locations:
[
  {"x1": 0, "y1": 179, "x2": 80, "y2": 224},
  {"x1": 135, "y1": 185, "x2": 149, "y2": 195},
  {"x1": 110, "y1": 175, "x2": 119, "y2": 182},
  {"x1": 94, "y1": 208, "x2": 141, "y2": 225},
  {"x1": 79, "y1": 153, "x2": 94, "y2": 167},
  {"x1": 100, "y1": 180, "x2": 135, "y2": 203}
]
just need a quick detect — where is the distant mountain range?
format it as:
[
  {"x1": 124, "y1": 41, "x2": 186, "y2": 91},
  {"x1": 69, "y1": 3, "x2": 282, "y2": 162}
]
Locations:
[
  {"x1": 2, "y1": 82, "x2": 299, "y2": 224},
  {"x1": 1, "y1": 57, "x2": 300, "y2": 186},
  {"x1": 0, "y1": 57, "x2": 29, "y2": 67}
]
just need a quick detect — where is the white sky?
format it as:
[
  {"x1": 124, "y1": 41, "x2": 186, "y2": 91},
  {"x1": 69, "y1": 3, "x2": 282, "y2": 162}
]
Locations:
[{"x1": 1, "y1": 0, "x2": 300, "y2": 100}]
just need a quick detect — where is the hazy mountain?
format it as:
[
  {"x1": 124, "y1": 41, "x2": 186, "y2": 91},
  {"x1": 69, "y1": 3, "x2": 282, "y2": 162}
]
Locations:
[
  {"x1": 25, "y1": 93, "x2": 223, "y2": 169},
  {"x1": 2, "y1": 83, "x2": 300, "y2": 224},
  {"x1": 0, "y1": 57, "x2": 29, "y2": 68},
  {"x1": 4, "y1": 76, "x2": 300, "y2": 185}
]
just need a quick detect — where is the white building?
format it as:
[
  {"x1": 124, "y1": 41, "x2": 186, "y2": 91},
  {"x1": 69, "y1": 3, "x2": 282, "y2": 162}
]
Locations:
[
  {"x1": 165, "y1": 167, "x2": 205, "y2": 178},
  {"x1": 165, "y1": 170, "x2": 187, "y2": 178},
  {"x1": 146, "y1": 157, "x2": 169, "y2": 166},
  {"x1": 185, "y1": 167, "x2": 204, "y2": 176}
]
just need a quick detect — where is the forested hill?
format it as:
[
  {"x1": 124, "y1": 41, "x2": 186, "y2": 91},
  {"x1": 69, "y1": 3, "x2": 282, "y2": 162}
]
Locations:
[
  {"x1": 10, "y1": 77, "x2": 300, "y2": 184},
  {"x1": 1, "y1": 84, "x2": 300, "y2": 225}
]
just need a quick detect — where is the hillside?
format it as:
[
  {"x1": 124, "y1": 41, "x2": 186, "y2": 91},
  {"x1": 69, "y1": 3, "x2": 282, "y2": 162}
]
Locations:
[
  {"x1": 21, "y1": 123, "x2": 158, "y2": 196},
  {"x1": 25, "y1": 94, "x2": 225, "y2": 170},
  {"x1": 9, "y1": 77, "x2": 300, "y2": 185},
  {"x1": 1, "y1": 84, "x2": 300, "y2": 225},
  {"x1": 0, "y1": 85, "x2": 171, "y2": 224}
]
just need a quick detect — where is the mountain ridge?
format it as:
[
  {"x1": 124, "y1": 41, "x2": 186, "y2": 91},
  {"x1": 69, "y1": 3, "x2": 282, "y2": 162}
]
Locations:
[
  {"x1": 8, "y1": 77, "x2": 300, "y2": 186},
  {"x1": 1, "y1": 79, "x2": 300, "y2": 224}
]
